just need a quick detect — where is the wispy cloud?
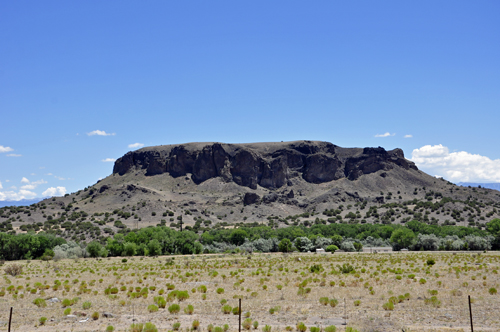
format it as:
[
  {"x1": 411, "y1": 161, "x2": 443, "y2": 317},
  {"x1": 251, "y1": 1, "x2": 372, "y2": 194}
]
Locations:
[
  {"x1": 21, "y1": 177, "x2": 29, "y2": 184},
  {"x1": 374, "y1": 132, "x2": 395, "y2": 138},
  {"x1": 0, "y1": 181, "x2": 2, "y2": 190},
  {"x1": 0, "y1": 145, "x2": 14, "y2": 153},
  {"x1": 87, "y1": 130, "x2": 115, "y2": 136},
  {"x1": 102, "y1": 158, "x2": 116, "y2": 162},
  {"x1": 404, "y1": 134, "x2": 413, "y2": 138},
  {"x1": 128, "y1": 143, "x2": 144, "y2": 149},
  {"x1": 20, "y1": 179, "x2": 47, "y2": 190},
  {"x1": 6, "y1": 154, "x2": 22, "y2": 157}
]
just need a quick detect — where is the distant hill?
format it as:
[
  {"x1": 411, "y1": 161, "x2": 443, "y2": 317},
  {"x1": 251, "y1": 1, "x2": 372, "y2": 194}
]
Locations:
[
  {"x1": 0, "y1": 198, "x2": 44, "y2": 208},
  {"x1": 1, "y1": 141, "x2": 500, "y2": 242},
  {"x1": 457, "y1": 183, "x2": 500, "y2": 191}
]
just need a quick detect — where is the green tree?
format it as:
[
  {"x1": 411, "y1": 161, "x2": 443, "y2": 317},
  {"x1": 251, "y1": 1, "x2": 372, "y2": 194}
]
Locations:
[
  {"x1": 353, "y1": 242, "x2": 363, "y2": 252},
  {"x1": 390, "y1": 228, "x2": 416, "y2": 250},
  {"x1": 122, "y1": 242, "x2": 137, "y2": 256},
  {"x1": 486, "y1": 219, "x2": 500, "y2": 249},
  {"x1": 230, "y1": 229, "x2": 248, "y2": 246},
  {"x1": 278, "y1": 238, "x2": 293, "y2": 252},
  {"x1": 86, "y1": 241, "x2": 103, "y2": 258},
  {"x1": 147, "y1": 239, "x2": 162, "y2": 256}
]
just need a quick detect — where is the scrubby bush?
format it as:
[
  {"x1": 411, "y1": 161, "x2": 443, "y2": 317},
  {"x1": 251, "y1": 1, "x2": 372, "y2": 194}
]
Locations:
[
  {"x1": 53, "y1": 241, "x2": 86, "y2": 259},
  {"x1": 4, "y1": 264, "x2": 22, "y2": 276}
]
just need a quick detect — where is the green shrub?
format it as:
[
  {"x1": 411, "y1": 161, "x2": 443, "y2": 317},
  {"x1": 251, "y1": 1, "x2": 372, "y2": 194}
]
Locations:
[
  {"x1": 39, "y1": 317, "x2": 47, "y2": 325},
  {"x1": 106, "y1": 326, "x2": 115, "y2": 332},
  {"x1": 148, "y1": 304, "x2": 159, "y2": 312},
  {"x1": 424, "y1": 296, "x2": 441, "y2": 307},
  {"x1": 217, "y1": 287, "x2": 225, "y2": 294},
  {"x1": 192, "y1": 320, "x2": 200, "y2": 330},
  {"x1": 310, "y1": 327, "x2": 320, "y2": 332},
  {"x1": 91, "y1": 311, "x2": 99, "y2": 320},
  {"x1": 62, "y1": 298, "x2": 72, "y2": 307},
  {"x1": 253, "y1": 321, "x2": 259, "y2": 329},
  {"x1": 242, "y1": 318, "x2": 252, "y2": 330},
  {"x1": 143, "y1": 322, "x2": 158, "y2": 332},
  {"x1": 173, "y1": 322, "x2": 181, "y2": 331},
  {"x1": 324, "y1": 326, "x2": 337, "y2": 332},
  {"x1": 426, "y1": 259, "x2": 435, "y2": 266},
  {"x1": 262, "y1": 325, "x2": 271, "y2": 332},
  {"x1": 222, "y1": 304, "x2": 232, "y2": 314},
  {"x1": 64, "y1": 308, "x2": 71, "y2": 315},
  {"x1": 232, "y1": 306, "x2": 240, "y2": 315},
  {"x1": 319, "y1": 297, "x2": 329, "y2": 306},
  {"x1": 353, "y1": 300, "x2": 361, "y2": 306},
  {"x1": 82, "y1": 301, "x2": 91, "y2": 309},
  {"x1": 168, "y1": 303, "x2": 181, "y2": 314},
  {"x1": 184, "y1": 304, "x2": 194, "y2": 314},
  {"x1": 296, "y1": 322, "x2": 307, "y2": 332},
  {"x1": 382, "y1": 302, "x2": 394, "y2": 310},
  {"x1": 489, "y1": 287, "x2": 497, "y2": 295},
  {"x1": 198, "y1": 285, "x2": 207, "y2": 293},
  {"x1": 33, "y1": 298, "x2": 47, "y2": 308},
  {"x1": 329, "y1": 298, "x2": 338, "y2": 307},
  {"x1": 130, "y1": 323, "x2": 144, "y2": 332}
]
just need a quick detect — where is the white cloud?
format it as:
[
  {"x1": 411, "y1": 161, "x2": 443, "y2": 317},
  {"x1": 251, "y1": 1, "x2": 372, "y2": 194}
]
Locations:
[
  {"x1": 374, "y1": 132, "x2": 395, "y2": 138},
  {"x1": 0, "y1": 145, "x2": 14, "y2": 153},
  {"x1": 21, "y1": 177, "x2": 29, "y2": 184},
  {"x1": 42, "y1": 186, "x2": 66, "y2": 197},
  {"x1": 411, "y1": 144, "x2": 500, "y2": 182},
  {"x1": 20, "y1": 179, "x2": 47, "y2": 190},
  {"x1": 55, "y1": 176, "x2": 66, "y2": 180},
  {"x1": 87, "y1": 130, "x2": 115, "y2": 136},
  {"x1": 0, "y1": 181, "x2": 2, "y2": 189},
  {"x1": 0, "y1": 189, "x2": 37, "y2": 201},
  {"x1": 404, "y1": 134, "x2": 413, "y2": 138},
  {"x1": 6, "y1": 154, "x2": 22, "y2": 157},
  {"x1": 128, "y1": 143, "x2": 144, "y2": 149},
  {"x1": 102, "y1": 158, "x2": 116, "y2": 162}
]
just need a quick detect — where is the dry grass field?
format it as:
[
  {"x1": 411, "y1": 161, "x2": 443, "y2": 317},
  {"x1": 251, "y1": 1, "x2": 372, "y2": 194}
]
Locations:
[{"x1": 0, "y1": 252, "x2": 499, "y2": 332}]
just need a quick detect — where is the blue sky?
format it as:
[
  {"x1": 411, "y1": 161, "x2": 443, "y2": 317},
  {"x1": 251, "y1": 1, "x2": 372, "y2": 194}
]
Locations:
[{"x1": 1, "y1": 1, "x2": 499, "y2": 200}]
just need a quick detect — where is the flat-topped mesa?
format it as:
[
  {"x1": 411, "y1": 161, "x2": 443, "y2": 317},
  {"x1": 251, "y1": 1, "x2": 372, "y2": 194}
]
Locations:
[{"x1": 113, "y1": 141, "x2": 418, "y2": 189}]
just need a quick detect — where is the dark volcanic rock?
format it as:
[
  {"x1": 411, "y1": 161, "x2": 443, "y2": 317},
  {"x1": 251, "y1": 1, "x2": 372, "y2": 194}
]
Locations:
[
  {"x1": 243, "y1": 193, "x2": 260, "y2": 205},
  {"x1": 262, "y1": 192, "x2": 279, "y2": 204},
  {"x1": 113, "y1": 141, "x2": 418, "y2": 189}
]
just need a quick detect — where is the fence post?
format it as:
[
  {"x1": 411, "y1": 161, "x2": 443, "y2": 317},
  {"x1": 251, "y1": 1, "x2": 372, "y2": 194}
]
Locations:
[
  {"x1": 8, "y1": 307, "x2": 12, "y2": 332},
  {"x1": 469, "y1": 295, "x2": 474, "y2": 332},
  {"x1": 238, "y1": 298, "x2": 242, "y2": 332}
]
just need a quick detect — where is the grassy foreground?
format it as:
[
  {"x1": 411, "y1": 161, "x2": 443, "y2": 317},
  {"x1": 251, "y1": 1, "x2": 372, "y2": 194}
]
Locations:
[{"x1": 0, "y1": 252, "x2": 499, "y2": 332}]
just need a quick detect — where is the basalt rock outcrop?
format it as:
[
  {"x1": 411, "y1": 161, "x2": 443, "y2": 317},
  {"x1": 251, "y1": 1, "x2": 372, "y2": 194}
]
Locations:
[{"x1": 113, "y1": 141, "x2": 418, "y2": 190}]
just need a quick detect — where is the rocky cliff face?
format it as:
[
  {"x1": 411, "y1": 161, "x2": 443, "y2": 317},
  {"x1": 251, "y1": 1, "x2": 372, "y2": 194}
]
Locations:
[{"x1": 113, "y1": 141, "x2": 418, "y2": 189}]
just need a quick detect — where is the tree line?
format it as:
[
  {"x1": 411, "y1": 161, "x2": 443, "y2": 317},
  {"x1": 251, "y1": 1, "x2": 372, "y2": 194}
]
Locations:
[{"x1": 0, "y1": 219, "x2": 499, "y2": 260}]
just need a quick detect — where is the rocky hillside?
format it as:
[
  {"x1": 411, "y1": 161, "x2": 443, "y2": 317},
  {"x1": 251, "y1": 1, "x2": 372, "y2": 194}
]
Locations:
[{"x1": 1, "y1": 141, "x2": 500, "y2": 242}]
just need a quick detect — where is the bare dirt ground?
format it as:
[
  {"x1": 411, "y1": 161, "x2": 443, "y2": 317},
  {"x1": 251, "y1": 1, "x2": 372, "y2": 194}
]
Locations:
[{"x1": 0, "y1": 251, "x2": 499, "y2": 332}]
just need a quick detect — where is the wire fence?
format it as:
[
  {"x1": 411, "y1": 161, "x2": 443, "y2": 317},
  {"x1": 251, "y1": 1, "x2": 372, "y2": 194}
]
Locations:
[{"x1": 0, "y1": 295, "x2": 496, "y2": 331}]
